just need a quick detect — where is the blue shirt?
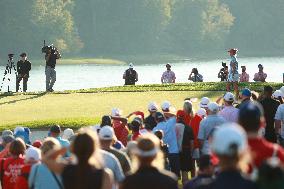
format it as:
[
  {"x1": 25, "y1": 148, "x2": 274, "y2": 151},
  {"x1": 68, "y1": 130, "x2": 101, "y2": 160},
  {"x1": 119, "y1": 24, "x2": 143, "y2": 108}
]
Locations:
[
  {"x1": 153, "y1": 117, "x2": 179, "y2": 154},
  {"x1": 229, "y1": 55, "x2": 238, "y2": 74},
  {"x1": 56, "y1": 137, "x2": 70, "y2": 157},
  {"x1": 29, "y1": 164, "x2": 63, "y2": 189}
]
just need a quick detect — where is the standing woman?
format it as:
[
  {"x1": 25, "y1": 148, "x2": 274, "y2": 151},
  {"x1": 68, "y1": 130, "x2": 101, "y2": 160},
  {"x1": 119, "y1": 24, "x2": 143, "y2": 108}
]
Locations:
[
  {"x1": 120, "y1": 134, "x2": 178, "y2": 189},
  {"x1": 227, "y1": 48, "x2": 239, "y2": 100},
  {"x1": 43, "y1": 129, "x2": 113, "y2": 189}
]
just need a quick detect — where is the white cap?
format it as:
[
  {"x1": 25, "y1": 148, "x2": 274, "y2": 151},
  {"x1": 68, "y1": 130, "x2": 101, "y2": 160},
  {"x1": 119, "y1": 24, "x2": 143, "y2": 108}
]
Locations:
[
  {"x1": 148, "y1": 102, "x2": 158, "y2": 112},
  {"x1": 208, "y1": 102, "x2": 219, "y2": 113},
  {"x1": 223, "y1": 92, "x2": 235, "y2": 102},
  {"x1": 272, "y1": 90, "x2": 284, "y2": 98},
  {"x1": 161, "y1": 101, "x2": 171, "y2": 111},
  {"x1": 62, "y1": 128, "x2": 74, "y2": 140},
  {"x1": 111, "y1": 108, "x2": 122, "y2": 116},
  {"x1": 197, "y1": 108, "x2": 207, "y2": 117},
  {"x1": 25, "y1": 147, "x2": 41, "y2": 162},
  {"x1": 280, "y1": 86, "x2": 284, "y2": 94},
  {"x1": 99, "y1": 126, "x2": 114, "y2": 140},
  {"x1": 211, "y1": 123, "x2": 247, "y2": 156},
  {"x1": 199, "y1": 97, "x2": 210, "y2": 108},
  {"x1": 129, "y1": 63, "x2": 134, "y2": 68}
]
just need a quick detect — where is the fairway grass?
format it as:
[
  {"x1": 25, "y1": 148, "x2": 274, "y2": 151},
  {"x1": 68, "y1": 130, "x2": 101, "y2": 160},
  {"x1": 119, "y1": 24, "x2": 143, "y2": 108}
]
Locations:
[{"x1": 0, "y1": 91, "x2": 223, "y2": 130}]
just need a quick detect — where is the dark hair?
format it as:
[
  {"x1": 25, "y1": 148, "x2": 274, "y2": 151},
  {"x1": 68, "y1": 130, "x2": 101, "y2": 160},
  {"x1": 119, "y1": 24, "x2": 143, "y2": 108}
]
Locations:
[
  {"x1": 154, "y1": 130, "x2": 164, "y2": 140},
  {"x1": 9, "y1": 138, "x2": 26, "y2": 156},
  {"x1": 131, "y1": 120, "x2": 141, "y2": 132},
  {"x1": 264, "y1": 85, "x2": 273, "y2": 93},
  {"x1": 73, "y1": 133, "x2": 94, "y2": 165},
  {"x1": 199, "y1": 155, "x2": 212, "y2": 170},
  {"x1": 100, "y1": 115, "x2": 112, "y2": 127}
]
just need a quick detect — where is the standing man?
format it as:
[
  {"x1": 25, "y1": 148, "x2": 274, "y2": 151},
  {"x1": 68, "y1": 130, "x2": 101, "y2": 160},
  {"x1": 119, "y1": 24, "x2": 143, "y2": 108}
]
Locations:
[
  {"x1": 226, "y1": 48, "x2": 239, "y2": 99},
  {"x1": 123, "y1": 63, "x2": 138, "y2": 85},
  {"x1": 16, "y1": 53, "x2": 31, "y2": 92},
  {"x1": 188, "y1": 68, "x2": 203, "y2": 82},
  {"x1": 239, "y1": 66, "x2": 249, "y2": 82},
  {"x1": 45, "y1": 46, "x2": 61, "y2": 92},
  {"x1": 161, "y1": 63, "x2": 176, "y2": 84},
  {"x1": 253, "y1": 64, "x2": 267, "y2": 82}
]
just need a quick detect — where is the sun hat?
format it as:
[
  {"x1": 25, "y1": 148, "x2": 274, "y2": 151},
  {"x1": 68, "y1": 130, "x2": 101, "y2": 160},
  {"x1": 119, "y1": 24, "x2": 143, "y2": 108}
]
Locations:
[
  {"x1": 223, "y1": 92, "x2": 235, "y2": 102},
  {"x1": 25, "y1": 147, "x2": 41, "y2": 162},
  {"x1": 200, "y1": 97, "x2": 210, "y2": 108},
  {"x1": 211, "y1": 123, "x2": 247, "y2": 156},
  {"x1": 62, "y1": 128, "x2": 74, "y2": 140},
  {"x1": 207, "y1": 102, "x2": 219, "y2": 113},
  {"x1": 99, "y1": 126, "x2": 114, "y2": 140},
  {"x1": 197, "y1": 108, "x2": 207, "y2": 117}
]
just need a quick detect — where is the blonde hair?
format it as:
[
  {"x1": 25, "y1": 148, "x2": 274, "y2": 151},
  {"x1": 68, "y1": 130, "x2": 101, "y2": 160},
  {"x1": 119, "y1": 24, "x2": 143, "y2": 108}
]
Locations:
[
  {"x1": 40, "y1": 137, "x2": 61, "y2": 155},
  {"x1": 183, "y1": 100, "x2": 194, "y2": 117}
]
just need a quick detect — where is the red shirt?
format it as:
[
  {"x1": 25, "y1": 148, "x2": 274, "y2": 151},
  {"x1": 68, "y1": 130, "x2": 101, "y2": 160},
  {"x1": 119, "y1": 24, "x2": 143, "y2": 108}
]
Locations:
[
  {"x1": 0, "y1": 156, "x2": 25, "y2": 189},
  {"x1": 131, "y1": 132, "x2": 141, "y2": 141},
  {"x1": 15, "y1": 164, "x2": 32, "y2": 189},
  {"x1": 248, "y1": 137, "x2": 284, "y2": 169},
  {"x1": 113, "y1": 120, "x2": 129, "y2": 146}
]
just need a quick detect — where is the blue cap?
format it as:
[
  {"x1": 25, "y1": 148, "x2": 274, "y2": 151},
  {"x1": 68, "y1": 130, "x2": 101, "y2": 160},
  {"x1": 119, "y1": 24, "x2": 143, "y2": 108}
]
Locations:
[{"x1": 242, "y1": 88, "x2": 251, "y2": 97}]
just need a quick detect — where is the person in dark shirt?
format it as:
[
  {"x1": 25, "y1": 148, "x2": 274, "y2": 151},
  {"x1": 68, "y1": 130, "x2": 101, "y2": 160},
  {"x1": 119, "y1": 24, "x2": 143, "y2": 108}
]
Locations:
[
  {"x1": 260, "y1": 86, "x2": 280, "y2": 143},
  {"x1": 120, "y1": 134, "x2": 178, "y2": 189},
  {"x1": 236, "y1": 88, "x2": 252, "y2": 109},
  {"x1": 16, "y1": 53, "x2": 31, "y2": 92},
  {"x1": 123, "y1": 63, "x2": 138, "y2": 85},
  {"x1": 45, "y1": 47, "x2": 61, "y2": 92},
  {"x1": 144, "y1": 102, "x2": 158, "y2": 130}
]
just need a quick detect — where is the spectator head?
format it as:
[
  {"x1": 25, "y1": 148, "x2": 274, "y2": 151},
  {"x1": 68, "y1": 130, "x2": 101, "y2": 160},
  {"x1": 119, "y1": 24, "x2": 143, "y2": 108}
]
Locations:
[
  {"x1": 62, "y1": 128, "x2": 75, "y2": 141},
  {"x1": 14, "y1": 126, "x2": 31, "y2": 144},
  {"x1": 251, "y1": 91, "x2": 259, "y2": 101},
  {"x1": 123, "y1": 141, "x2": 138, "y2": 158},
  {"x1": 280, "y1": 86, "x2": 284, "y2": 95},
  {"x1": 228, "y1": 48, "x2": 238, "y2": 56},
  {"x1": 197, "y1": 108, "x2": 207, "y2": 118},
  {"x1": 40, "y1": 137, "x2": 61, "y2": 156},
  {"x1": 272, "y1": 90, "x2": 284, "y2": 100},
  {"x1": 155, "y1": 112, "x2": 165, "y2": 123},
  {"x1": 264, "y1": 85, "x2": 273, "y2": 97},
  {"x1": 223, "y1": 92, "x2": 235, "y2": 105},
  {"x1": 9, "y1": 138, "x2": 26, "y2": 157},
  {"x1": 199, "y1": 97, "x2": 210, "y2": 109},
  {"x1": 241, "y1": 66, "x2": 246, "y2": 72},
  {"x1": 199, "y1": 155, "x2": 215, "y2": 175},
  {"x1": 32, "y1": 140, "x2": 42, "y2": 148},
  {"x1": 25, "y1": 147, "x2": 41, "y2": 164},
  {"x1": 130, "y1": 118, "x2": 142, "y2": 132},
  {"x1": 166, "y1": 63, "x2": 171, "y2": 70},
  {"x1": 238, "y1": 101, "x2": 264, "y2": 133},
  {"x1": 183, "y1": 100, "x2": 194, "y2": 116},
  {"x1": 129, "y1": 62, "x2": 134, "y2": 69},
  {"x1": 258, "y1": 64, "x2": 264, "y2": 71},
  {"x1": 207, "y1": 102, "x2": 219, "y2": 115},
  {"x1": 111, "y1": 108, "x2": 122, "y2": 117},
  {"x1": 49, "y1": 125, "x2": 61, "y2": 137},
  {"x1": 148, "y1": 102, "x2": 158, "y2": 113},
  {"x1": 2, "y1": 135, "x2": 15, "y2": 147},
  {"x1": 98, "y1": 126, "x2": 115, "y2": 149},
  {"x1": 154, "y1": 130, "x2": 164, "y2": 140},
  {"x1": 100, "y1": 115, "x2": 112, "y2": 127},
  {"x1": 2, "y1": 130, "x2": 13, "y2": 137},
  {"x1": 161, "y1": 101, "x2": 171, "y2": 112},
  {"x1": 241, "y1": 88, "x2": 252, "y2": 100}
]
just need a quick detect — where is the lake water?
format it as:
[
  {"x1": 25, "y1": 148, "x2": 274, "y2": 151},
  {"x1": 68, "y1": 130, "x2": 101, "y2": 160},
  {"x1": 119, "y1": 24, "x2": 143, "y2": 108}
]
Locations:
[{"x1": 0, "y1": 57, "x2": 283, "y2": 92}]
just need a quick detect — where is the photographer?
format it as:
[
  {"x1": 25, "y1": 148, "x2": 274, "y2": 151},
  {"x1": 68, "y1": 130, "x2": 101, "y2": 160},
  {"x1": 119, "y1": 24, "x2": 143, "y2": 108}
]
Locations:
[
  {"x1": 16, "y1": 53, "x2": 31, "y2": 92},
  {"x1": 217, "y1": 62, "x2": 228, "y2": 81},
  {"x1": 123, "y1": 63, "x2": 138, "y2": 85},
  {"x1": 45, "y1": 46, "x2": 61, "y2": 92},
  {"x1": 239, "y1": 65, "x2": 249, "y2": 82},
  {"x1": 188, "y1": 68, "x2": 203, "y2": 82}
]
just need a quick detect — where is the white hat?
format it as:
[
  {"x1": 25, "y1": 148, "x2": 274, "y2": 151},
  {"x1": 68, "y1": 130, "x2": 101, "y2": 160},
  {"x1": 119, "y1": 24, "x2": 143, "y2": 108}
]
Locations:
[
  {"x1": 129, "y1": 63, "x2": 134, "y2": 68},
  {"x1": 208, "y1": 102, "x2": 219, "y2": 113},
  {"x1": 161, "y1": 101, "x2": 171, "y2": 111},
  {"x1": 280, "y1": 86, "x2": 284, "y2": 94},
  {"x1": 211, "y1": 123, "x2": 247, "y2": 156},
  {"x1": 199, "y1": 97, "x2": 210, "y2": 108},
  {"x1": 99, "y1": 126, "x2": 114, "y2": 140},
  {"x1": 197, "y1": 108, "x2": 207, "y2": 117},
  {"x1": 223, "y1": 92, "x2": 235, "y2": 102},
  {"x1": 25, "y1": 147, "x2": 41, "y2": 162},
  {"x1": 111, "y1": 108, "x2": 122, "y2": 116},
  {"x1": 62, "y1": 128, "x2": 74, "y2": 140},
  {"x1": 272, "y1": 90, "x2": 284, "y2": 98},
  {"x1": 148, "y1": 102, "x2": 158, "y2": 112}
]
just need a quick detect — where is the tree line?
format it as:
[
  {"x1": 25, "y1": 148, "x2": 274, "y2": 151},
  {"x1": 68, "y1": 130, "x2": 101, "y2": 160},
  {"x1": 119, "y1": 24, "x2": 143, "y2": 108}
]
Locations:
[{"x1": 0, "y1": 0, "x2": 283, "y2": 59}]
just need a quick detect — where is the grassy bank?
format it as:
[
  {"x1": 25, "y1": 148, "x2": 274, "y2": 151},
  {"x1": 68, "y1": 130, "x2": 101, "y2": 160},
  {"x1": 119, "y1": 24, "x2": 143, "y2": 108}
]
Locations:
[{"x1": 1, "y1": 82, "x2": 283, "y2": 130}]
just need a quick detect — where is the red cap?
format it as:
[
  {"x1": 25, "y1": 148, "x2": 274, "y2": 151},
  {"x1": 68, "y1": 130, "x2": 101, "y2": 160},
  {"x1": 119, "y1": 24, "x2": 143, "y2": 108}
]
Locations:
[{"x1": 32, "y1": 140, "x2": 42, "y2": 148}]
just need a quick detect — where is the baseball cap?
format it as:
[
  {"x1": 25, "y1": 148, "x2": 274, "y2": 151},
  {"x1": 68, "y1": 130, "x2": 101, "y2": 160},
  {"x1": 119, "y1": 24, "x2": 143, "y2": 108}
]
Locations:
[
  {"x1": 111, "y1": 108, "x2": 122, "y2": 116},
  {"x1": 223, "y1": 92, "x2": 235, "y2": 102},
  {"x1": 62, "y1": 128, "x2": 74, "y2": 140},
  {"x1": 129, "y1": 63, "x2": 134, "y2": 68},
  {"x1": 280, "y1": 86, "x2": 284, "y2": 94},
  {"x1": 50, "y1": 125, "x2": 61, "y2": 133},
  {"x1": 197, "y1": 108, "x2": 207, "y2": 117},
  {"x1": 32, "y1": 140, "x2": 42, "y2": 148},
  {"x1": 148, "y1": 102, "x2": 158, "y2": 112},
  {"x1": 211, "y1": 123, "x2": 247, "y2": 156},
  {"x1": 200, "y1": 97, "x2": 210, "y2": 108},
  {"x1": 207, "y1": 102, "x2": 219, "y2": 113},
  {"x1": 258, "y1": 64, "x2": 263, "y2": 68},
  {"x1": 2, "y1": 130, "x2": 13, "y2": 137},
  {"x1": 161, "y1": 101, "x2": 171, "y2": 112},
  {"x1": 242, "y1": 88, "x2": 252, "y2": 97},
  {"x1": 2, "y1": 135, "x2": 15, "y2": 144},
  {"x1": 20, "y1": 53, "x2": 27, "y2": 57},
  {"x1": 272, "y1": 90, "x2": 284, "y2": 98},
  {"x1": 166, "y1": 63, "x2": 171, "y2": 67},
  {"x1": 99, "y1": 126, "x2": 114, "y2": 140},
  {"x1": 25, "y1": 147, "x2": 41, "y2": 162}
]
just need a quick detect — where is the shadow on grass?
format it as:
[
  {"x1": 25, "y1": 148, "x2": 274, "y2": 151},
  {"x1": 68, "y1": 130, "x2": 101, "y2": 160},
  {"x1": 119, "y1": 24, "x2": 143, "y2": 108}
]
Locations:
[{"x1": 0, "y1": 92, "x2": 47, "y2": 106}]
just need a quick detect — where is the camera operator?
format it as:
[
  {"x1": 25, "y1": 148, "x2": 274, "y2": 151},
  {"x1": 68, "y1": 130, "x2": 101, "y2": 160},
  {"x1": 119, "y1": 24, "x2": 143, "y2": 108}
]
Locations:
[
  {"x1": 217, "y1": 62, "x2": 228, "y2": 81},
  {"x1": 45, "y1": 46, "x2": 61, "y2": 92},
  {"x1": 123, "y1": 63, "x2": 138, "y2": 85},
  {"x1": 16, "y1": 53, "x2": 31, "y2": 92},
  {"x1": 188, "y1": 68, "x2": 203, "y2": 82},
  {"x1": 239, "y1": 66, "x2": 249, "y2": 82}
]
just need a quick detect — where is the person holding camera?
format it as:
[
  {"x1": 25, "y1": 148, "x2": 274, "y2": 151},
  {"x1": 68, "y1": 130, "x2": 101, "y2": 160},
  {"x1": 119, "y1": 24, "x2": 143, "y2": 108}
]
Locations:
[
  {"x1": 16, "y1": 53, "x2": 31, "y2": 92},
  {"x1": 188, "y1": 68, "x2": 203, "y2": 82},
  {"x1": 123, "y1": 63, "x2": 138, "y2": 85},
  {"x1": 239, "y1": 66, "x2": 249, "y2": 82},
  {"x1": 161, "y1": 63, "x2": 176, "y2": 84},
  {"x1": 226, "y1": 48, "x2": 239, "y2": 100},
  {"x1": 217, "y1": 63, "x2": 228, "y2": 81},
  {"x1": 253, "y1": 64, "x2": 267, "y2": 82},
  {"x1": 45, "y1": 46, "x2": 61, "y2": 92}
]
